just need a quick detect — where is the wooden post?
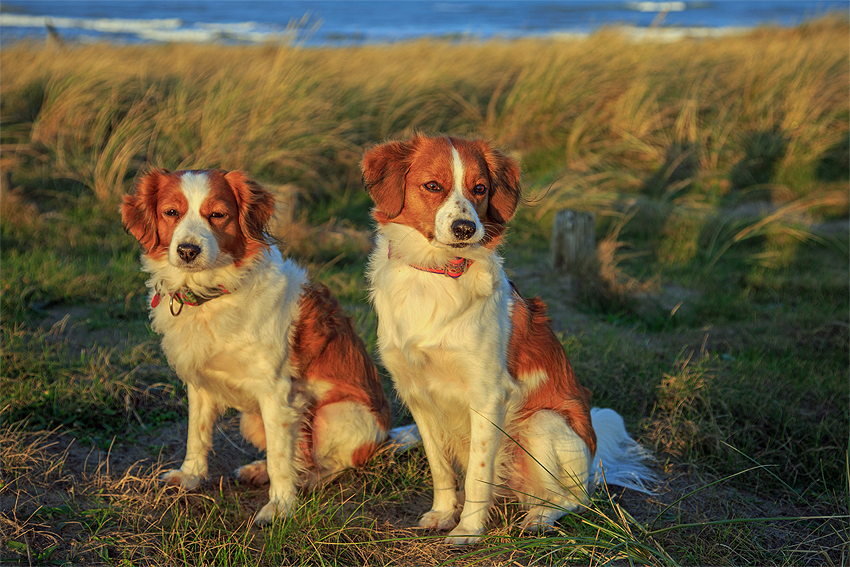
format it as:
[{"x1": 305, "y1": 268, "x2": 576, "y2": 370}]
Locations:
[
  {"x1": 550, "y1": 209, "x2": 597, "y2": 273},
  {"x1": 266, "y1": 183, "x2": 299, "y2": 234}
]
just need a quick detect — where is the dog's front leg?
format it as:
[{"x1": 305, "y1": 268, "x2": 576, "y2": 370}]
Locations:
[
  {"x1": 253, "y1": 392, "x2": 301, "y2": 525},
  {"x1": 163, "y1": 382, "x2": 217, "y2": 489},
  {"x1": 415, "y1": 411, "x2": 460, "y2": 531},
  {"x1": 445, "y1": 387, "x2": 508, "y2": 545}
]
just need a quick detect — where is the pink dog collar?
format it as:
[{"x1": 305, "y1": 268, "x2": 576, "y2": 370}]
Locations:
[
  {"x1": 408, "y1": 256, "x2": 473, "y2": 278},
  {"x1": 388, "y1": 246, "x2": 474, "y2": 279}
]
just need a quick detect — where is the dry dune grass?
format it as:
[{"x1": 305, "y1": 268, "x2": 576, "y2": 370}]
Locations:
[{"x1": 3, "y1": 16, "x2": 846, "y2": 203}]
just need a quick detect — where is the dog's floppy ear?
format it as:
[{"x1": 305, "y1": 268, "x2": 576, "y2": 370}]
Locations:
[
  {"x1": 481, "y1": 143, "x2": 521, "y2": 226},
  {"x1": 361, "y1": 137, "x2": 421, "y2": 221},
  {"x1": 224, "y1": 170, "x2": 275, "y2": 249},
  {"x1": 122, "y1": 169, "x2": 170, "y2": 253}
]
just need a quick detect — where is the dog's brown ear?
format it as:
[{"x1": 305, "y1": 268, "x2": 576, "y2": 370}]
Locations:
[
  {"x1": 122, "y1": 169, "x2": 170, "y2": 253},
  {"x1": 361, "y1": 137, "x2": 421, "y2": 221},
  {"x1": 481, "y1": 144, "x2": 521, "y2": 226},
  {"x1": 224, "y1": 170, "x2": 275, "y2": 248}
]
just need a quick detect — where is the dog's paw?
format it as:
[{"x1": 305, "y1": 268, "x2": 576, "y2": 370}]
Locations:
[
  {"x1": 235, "y1": 460, "x2": 269, "y2": 485},
  {"x1": 444, "y1": 523, "x2": 485, "y2": 546},
  {"x1": 161, "y1": 469, "x2": 201, "y2": 490},
  {"x1": 519, "y1": 506, "x2": 559, "y2": 533},
  {"x1": 419, "y1": 508, "x2": 458, "y2": 531},
  {"x1": 253, "y1": 496, "x2": 297, "y2": 525}
]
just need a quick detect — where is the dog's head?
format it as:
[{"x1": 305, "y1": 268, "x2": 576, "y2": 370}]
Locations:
[
  {"x1": 361, "y1": 135, "x2": 520, "y2": 250},
  {"x1": 121, "y1": 169, "x2": 275, "y2": 270}
]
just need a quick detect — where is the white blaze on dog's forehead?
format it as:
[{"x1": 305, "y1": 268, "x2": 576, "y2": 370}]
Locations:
[
  {"x1": 179, "y1": 171, "x2": 212, "y2": 212},
  {"x1": 451, "y1": 145, "x2": 465, "y2": 193},
  {"x1": 447, "y1": 143, "x2": 470, "y2": 215},
  {"x1": 433, "y1": 141, "x2": 484, "y2": 245}
]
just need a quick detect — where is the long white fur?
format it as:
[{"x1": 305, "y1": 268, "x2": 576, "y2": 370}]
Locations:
[
  {"x1": 590, "y1": 408, "x2": 658, "y2": 493},
  {"x1": 367, "y1": 143, "x2": 657, "y2": 545},
  {"x1": 140, "y1": 172, "x2": 385, "y2": 524}
]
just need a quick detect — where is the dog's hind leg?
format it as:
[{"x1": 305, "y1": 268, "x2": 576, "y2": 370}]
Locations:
[
  {"x1": 511, "y1": 410, "x2": 592, "y2": 532},
  {"x1": 308, "y1": 401, "x2": 386, "y2": 483}
]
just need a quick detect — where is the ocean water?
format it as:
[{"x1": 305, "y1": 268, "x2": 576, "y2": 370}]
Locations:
[{"x1": 0, "y1": 1, "x2": 846, "y2": 45}]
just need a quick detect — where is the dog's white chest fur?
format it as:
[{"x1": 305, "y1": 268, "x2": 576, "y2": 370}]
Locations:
[
  {"x1": 146, "y1": 249, "x2": 306, "y2": 412},
  {"x1": 368, "y1": 230, "x2": 517, "y2": 407}
]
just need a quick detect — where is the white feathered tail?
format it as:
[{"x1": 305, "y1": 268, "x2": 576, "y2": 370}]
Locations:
[
  {"x1": 590, "y1": 407, "x2": 659, "y2": 493},
  {"x1": 386, "y1": 423, "x2": 421, "y2": 454}
]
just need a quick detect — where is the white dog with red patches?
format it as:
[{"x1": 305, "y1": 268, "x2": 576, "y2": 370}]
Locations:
[
  {"x1": 122, "y1": 169, "x2": 391, "y2": 524},
  {"x1": 363, "y1": 135, "x2": 656, "y2": 545}
]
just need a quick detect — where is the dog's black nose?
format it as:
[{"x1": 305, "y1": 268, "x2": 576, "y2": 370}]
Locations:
[
  {"x1": 177, "y1": 243, "x2": 201, "y2": 263},
  {"x1": 451, "y1": 219, "x2": 477, "y2": 241}
]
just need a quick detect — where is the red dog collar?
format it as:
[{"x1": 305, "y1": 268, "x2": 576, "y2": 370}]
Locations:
[{"x1": 388, "y1": 246, "x2": 474, "y2": 279}]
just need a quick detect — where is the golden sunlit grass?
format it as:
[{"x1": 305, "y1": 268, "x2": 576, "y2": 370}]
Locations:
[
  {"x1": 1, "y1": 14, "x2": 848, "y2": 566},
  {"x1": 3, "y1": 16, "x2": 847, "y2": 204}
]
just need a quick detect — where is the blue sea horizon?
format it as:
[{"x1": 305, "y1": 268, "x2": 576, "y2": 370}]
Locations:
[{"x1": 1, "y1": 1, "x2": 847, "y2": 46}]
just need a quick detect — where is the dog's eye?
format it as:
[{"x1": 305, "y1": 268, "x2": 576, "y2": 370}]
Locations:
[
  {"x1": 473, "y1": 184, "x2": 487, "y2": 195},
  {"x1": 209, "y1": 212, "x2": 227, "y2": 220},
  {"x1": 164, "y1": 209, "x2": 180, "y2": 217},
  {"x1": 424, "y1": 181, "x2": 442, "y2": 193}
]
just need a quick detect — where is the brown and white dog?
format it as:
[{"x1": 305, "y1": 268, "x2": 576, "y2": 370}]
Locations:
[
  {"x1": 363, "y1": 135, "x2": 656, "y2": 545},
  {"x1": 122, "y1": 169, "x2": 391, "y2": 524}
]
